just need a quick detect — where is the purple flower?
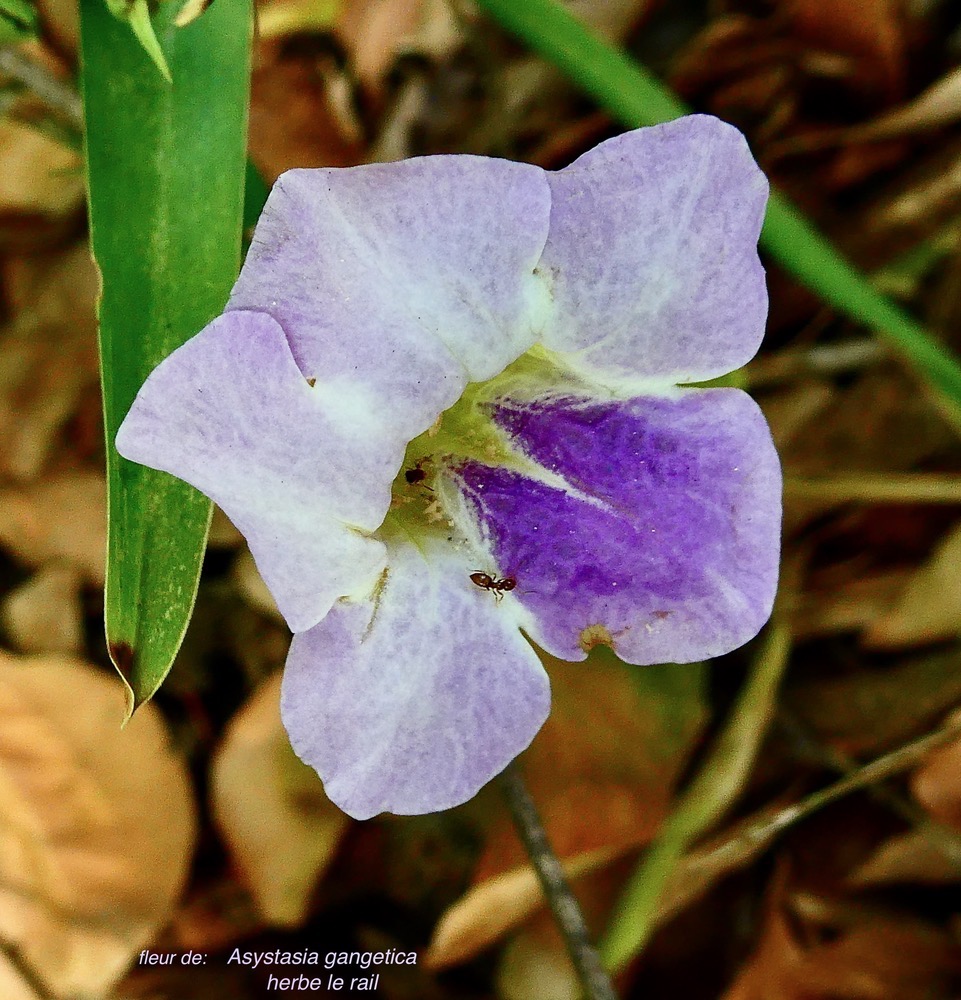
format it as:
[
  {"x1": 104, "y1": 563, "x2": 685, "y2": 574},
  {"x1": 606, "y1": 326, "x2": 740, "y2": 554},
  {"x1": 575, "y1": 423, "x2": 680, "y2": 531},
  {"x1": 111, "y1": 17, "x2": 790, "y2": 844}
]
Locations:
[{"x1": 117, "y1": 115, "x2": 781, "y2": 820}]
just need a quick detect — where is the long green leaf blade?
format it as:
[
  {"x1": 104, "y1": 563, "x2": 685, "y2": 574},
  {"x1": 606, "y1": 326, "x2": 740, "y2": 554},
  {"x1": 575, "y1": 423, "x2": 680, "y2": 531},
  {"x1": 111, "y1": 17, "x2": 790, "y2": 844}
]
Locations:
[
  {"x1": 80, "y1": 0, "x2": 251, "y2": 717},
  {"x1": 473, "y1": 0, "x2": 961, "y2": 408}
]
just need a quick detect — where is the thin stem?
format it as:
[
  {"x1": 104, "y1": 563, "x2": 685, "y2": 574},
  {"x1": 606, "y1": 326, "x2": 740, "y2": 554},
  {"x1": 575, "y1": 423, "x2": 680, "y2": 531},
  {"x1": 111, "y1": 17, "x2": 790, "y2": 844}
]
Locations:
[
  {"x1": 648, "y1": 711, "x2": 961, "y2": 932},
  {"x1": 601, "y1": 619, "x2": 792, "y2": 971},
  {"x1": 0, "y1": 938, "x2": 57, "y2": 1000},
  {"x1": 784, "y1": 473, "x2": 961, "y2": 504},
  {"x1": 0, "y1": 46, "x2": 83, "y2": 129},
  {"x1": 779, "y1": 713, "x2": 961, "y2": 869},
  {"x1": 499, "y1": 763, "x2": 619, "y2": 1000}
]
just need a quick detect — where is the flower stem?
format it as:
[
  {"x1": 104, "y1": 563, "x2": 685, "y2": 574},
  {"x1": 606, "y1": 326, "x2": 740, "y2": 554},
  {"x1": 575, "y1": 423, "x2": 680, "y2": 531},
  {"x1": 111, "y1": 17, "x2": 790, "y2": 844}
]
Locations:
[{"x1": 499, "y1": 763, "x2": 619, "y2": 1000}]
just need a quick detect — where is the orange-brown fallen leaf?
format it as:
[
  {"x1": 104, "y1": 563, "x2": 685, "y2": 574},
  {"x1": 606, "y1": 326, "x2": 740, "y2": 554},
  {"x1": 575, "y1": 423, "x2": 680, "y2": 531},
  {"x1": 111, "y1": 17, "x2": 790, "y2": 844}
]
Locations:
[
  {"x1": 0, "y1": 472, "x2": 106, "y2": 584},
  {"x1": 426, "y1": 846, "x2": 620, "y2": 970},
  {"x1": 912, "y1": 719, "x2": 961, "y2": 830},
  {"x1": 0, "y1": 246, "x2": 99, "y2": 481},
  {"x1": 0, "y1": 121, "x2": 83, "y2": 219},
  {"x1": 864, "y1": 521, "x2": 961, "y2": 649},
  {"x1": 849, "y1": 829, "x2": 961, "y2": 887},
  {"x1": 2, "y1": 564, "x2": 84, "y2": 654},
  {"x1": 780, "y1": 0, "x2": 905, "y2": 101},
  {"x1": 0, "y1": 651, "x2": 195, "y2": 999},
  {"x1": 724, "y1": 886, "x2": 961, "y2": 999},
  {"x1": 210, "y1": 672, "x2": 350, "y2": 927}
]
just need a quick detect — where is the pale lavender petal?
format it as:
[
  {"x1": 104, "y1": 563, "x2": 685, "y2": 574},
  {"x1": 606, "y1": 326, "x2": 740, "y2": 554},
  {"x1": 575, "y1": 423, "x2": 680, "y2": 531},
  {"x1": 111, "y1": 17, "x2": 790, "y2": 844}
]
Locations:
[
  {"x1": 228, "y1": 157, "x2": 553, "y2": 450},
  {"x1": 539, "y1": 115, "x2": 768, "y2": 387},
  {"x1": 451, "y1": 389, "x2": 780, "y2": 664},
  {"x1": 116, "y1": 310, "x2": 392, "y2": 632},
  {"x1": 280, "y1": 540, "x2": 550, "y2": 819}
]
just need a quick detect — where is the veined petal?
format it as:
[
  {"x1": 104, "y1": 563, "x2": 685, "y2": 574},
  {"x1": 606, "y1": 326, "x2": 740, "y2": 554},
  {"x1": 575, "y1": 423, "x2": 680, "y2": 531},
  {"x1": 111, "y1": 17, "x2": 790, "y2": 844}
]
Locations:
[
  {"x1": 228, "y1": 156, "x2": 553, "y2": 449},
  {"x1": 452, "y1": 389, "x2": 781, "y2": 664},
  {"x1": 539, "y1": 115, "x2": 768, "y2": 389},
  {"x1": 280, "y1": 540, "x2": 551, "y2": 820},
  {"x1": 116, "y1": 310, "x2": 391, "y2": 632}
]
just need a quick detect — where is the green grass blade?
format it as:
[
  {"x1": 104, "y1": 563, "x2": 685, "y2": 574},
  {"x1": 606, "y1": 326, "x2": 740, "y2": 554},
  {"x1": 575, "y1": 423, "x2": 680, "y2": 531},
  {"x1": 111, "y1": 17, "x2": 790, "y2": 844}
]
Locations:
[
  {"x1": 473, "y1": 0, "x2": 961, "y2": 408},
  {"x1": 601, "y1": 621, "x2": 792, "y2": 971},
  {"x1": 80, "y1": 0, "x2": 251, "y2": 718}
]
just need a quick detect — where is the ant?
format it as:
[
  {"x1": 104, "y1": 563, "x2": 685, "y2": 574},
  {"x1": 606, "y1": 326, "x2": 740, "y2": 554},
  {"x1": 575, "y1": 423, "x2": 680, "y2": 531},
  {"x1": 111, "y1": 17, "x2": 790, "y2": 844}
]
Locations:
[
  {"x1": 470, "y1": 572, "x2": 516, "y2": 602},
  {"x1": 404, "y1": 457, "x2": 433, "y2": 488}
]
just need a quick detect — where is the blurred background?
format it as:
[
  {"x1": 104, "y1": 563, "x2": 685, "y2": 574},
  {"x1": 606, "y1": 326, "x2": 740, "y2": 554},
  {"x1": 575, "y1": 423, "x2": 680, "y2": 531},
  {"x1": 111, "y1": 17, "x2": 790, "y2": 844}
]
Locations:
[{"x1": 5, "y1": 0, "x2": 961, "y2": 997}]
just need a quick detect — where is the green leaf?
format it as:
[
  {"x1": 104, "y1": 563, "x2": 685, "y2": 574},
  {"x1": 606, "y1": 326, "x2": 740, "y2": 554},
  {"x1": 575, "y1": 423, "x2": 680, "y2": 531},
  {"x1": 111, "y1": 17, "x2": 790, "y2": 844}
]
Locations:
[
  {"x1": 80, "y1": 0, "x2": 251, "y2": 718},
  {"x1": 243, "y1": 157, "x2": 269, "y2": 232},
  {"x1": 0, "y1": 0, "x2": 38, "y2": 41},
  {"x1": 601, "y1": 620, "x2": 792, "y2": 971},
  {"x1": 473, "y1": 0, "x2": 961, "y2": 412},
  {"x1": 123, "y1": 0, "x2": 172, "y2": 82},
  {"x1": 102, "y1": 0, "x2": 171, "y2": 81}
]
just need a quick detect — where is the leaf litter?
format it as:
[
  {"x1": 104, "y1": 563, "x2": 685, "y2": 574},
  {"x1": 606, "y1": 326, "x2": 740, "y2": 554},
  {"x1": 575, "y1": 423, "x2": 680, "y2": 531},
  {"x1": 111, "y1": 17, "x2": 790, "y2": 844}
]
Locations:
[{"x1": 9, "y1": 0, "x2": 961, "y2": 996}]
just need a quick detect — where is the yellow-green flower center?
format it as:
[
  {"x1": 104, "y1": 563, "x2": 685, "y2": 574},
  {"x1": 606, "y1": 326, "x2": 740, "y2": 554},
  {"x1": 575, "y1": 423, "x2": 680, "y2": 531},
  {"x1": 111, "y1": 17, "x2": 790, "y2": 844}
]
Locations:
[{"x1": 381, "y1": 344, "x2": 584, "y2": 542}]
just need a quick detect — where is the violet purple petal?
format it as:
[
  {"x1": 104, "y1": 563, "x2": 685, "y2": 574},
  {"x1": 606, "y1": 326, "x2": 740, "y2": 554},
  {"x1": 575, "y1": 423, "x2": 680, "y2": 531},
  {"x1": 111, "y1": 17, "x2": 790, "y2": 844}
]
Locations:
[{"x1": 453, "y1": 388, "x2": 781, "y2": 664}]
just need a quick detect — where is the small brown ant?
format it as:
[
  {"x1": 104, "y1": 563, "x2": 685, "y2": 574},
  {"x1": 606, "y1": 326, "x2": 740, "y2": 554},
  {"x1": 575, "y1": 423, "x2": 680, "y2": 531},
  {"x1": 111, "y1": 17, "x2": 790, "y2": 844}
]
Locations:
[
  {"x1": 470, "y1": 572, "x2": 516, "y2": 602},
  {"x1": 404, "y1": 457, "x2": 433, "y2": 488}
]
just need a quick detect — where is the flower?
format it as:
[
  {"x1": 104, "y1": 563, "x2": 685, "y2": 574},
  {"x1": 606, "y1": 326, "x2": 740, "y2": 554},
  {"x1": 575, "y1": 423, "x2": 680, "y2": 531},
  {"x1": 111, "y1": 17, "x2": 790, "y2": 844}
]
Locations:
[{"x1": 117, "y1": 114, "x2": 781, "y2": 820}]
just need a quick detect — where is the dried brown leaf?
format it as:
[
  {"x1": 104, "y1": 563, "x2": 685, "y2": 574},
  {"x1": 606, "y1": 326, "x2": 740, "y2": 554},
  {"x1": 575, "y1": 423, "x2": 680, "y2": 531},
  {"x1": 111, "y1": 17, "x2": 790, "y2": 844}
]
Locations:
[
  {"x1": 426, "y1": 847, "x2": 618, "y2": 970},
  {"x1": 249, "y1": 41, "x2": 363, "y2": 182},
  {"x1": 912, "y1": 727, "x2": 961, "y2": 830},
  {"x1": 790, "y1": 570, "x2": 905, "y2": 641},
  {"x1": 0, "y1": 651, "x2": 196, "y2": 998},
  {"x1": 490, "y1": 856, "x2": 631, "y2": 1000},
  {"x1": 724, "y1": 887, "x2": 961, "y2": 999},
  {"x1": 211, "y1": 673, "x2": 349, "y2": 927},
  {"x1": 232, "y1": 547, "x2": 282, "y2": 620},
  {"x1": 784, "y1": 648, "x2": 961, "y2": 754},
  {"x1": 32, "y1": 0, "x2": 79, "y2": 51},
  {"x1": 0, "y1": 472, "x2": 105, "y2": 583},
  {"x1": 338, "y1": 0, "x2": 439, "y2": 85},
  {"x1": 864, "y1": 522, "x2": 961, "y2": 649},
  {"x1": 828, "y1": 66, "x2": 961, "y2": 146},
  {"x1": 495, "y1": 932, "x2": 579, "y2": 1000},
  {"x1": 781, "y1": 0, "x2": 905, "y2": 100},
  {"x1": 2, "y1": 564, "x2": 84, "y2": 654},
  {"x1": 208, "y1": 506, "x2": 243, "y2": 549},
  {"x1": 849, "y1": 829, "x2": 961, "y2": 886},
  {"x1": 0, "y1": 122, "x2": 83, "y2": 218},
  {"x1": 0, "y1": 246, "x2": 99, "y2": 480},
  {"x1": 759, "y1": 381, "x2": 834, "y2": 450},
  {"x1": 560, "y1": 0, "x2": 652, "y2": 41}
]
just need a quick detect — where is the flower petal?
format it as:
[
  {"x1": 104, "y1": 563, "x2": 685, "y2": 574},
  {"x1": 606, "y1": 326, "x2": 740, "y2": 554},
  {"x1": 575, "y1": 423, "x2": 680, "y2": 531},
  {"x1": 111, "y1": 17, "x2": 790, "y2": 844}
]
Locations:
[
  {"x1": 116, "y1": 310, "x2": 392, "y2": 632},
  {"x1": 539, "y1": 115, "x2": 768, "y2": 388},
  {"x1": 280, "y1": 540, "x2": 551, "y2": 819},
  {"x1": 452, "y1": 388, "x2": 780, "y2": 664},
  {"x1": 228, "y1": 156, "x2": 553, "y2": 449}
]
